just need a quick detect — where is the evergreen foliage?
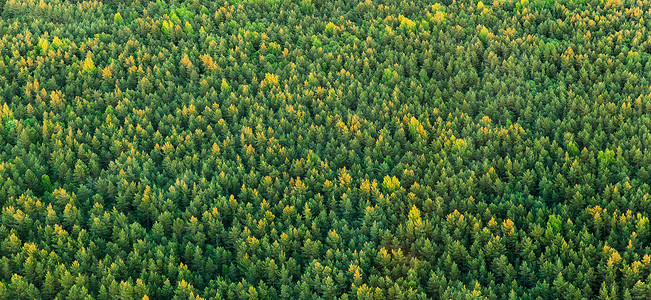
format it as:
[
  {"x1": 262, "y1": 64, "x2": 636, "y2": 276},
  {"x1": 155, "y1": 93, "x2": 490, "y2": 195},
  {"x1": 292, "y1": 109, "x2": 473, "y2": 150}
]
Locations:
[{"x1": 0, "y1": 0, "x2": 651, "y2": 298}]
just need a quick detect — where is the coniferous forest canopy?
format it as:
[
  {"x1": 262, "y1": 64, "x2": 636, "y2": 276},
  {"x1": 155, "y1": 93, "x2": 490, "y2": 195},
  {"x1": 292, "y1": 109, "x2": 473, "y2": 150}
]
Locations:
[{"x1": 2, "y1": 0, "x2": 651, "y2": 298}]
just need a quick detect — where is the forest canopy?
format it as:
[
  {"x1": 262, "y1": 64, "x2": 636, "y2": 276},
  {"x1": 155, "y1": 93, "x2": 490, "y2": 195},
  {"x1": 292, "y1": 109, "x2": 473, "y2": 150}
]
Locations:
[{"x1": 1, "y1": 0, "x2": 651, "y2": 299}]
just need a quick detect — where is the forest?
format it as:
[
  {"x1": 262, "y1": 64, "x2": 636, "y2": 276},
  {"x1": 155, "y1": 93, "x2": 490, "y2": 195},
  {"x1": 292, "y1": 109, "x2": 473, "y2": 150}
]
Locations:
[{"x1": 1, "y1": 0, "x2": 651, "y2": 298}]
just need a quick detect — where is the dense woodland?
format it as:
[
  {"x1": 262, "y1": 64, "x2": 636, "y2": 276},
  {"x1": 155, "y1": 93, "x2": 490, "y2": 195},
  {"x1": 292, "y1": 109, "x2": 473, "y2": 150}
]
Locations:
[{"x1": 1, "y1": 0, "x2": 651, "y2": 298}]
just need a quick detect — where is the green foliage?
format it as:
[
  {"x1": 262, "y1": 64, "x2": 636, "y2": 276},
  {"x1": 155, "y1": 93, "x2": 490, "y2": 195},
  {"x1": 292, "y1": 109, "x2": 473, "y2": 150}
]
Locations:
[
  {"x1": 183, "y1": 21, "x2": 194, "y2": 35},
  {"x1": 220, "y1": 78, "x2": 231, "y2": 93},
  {"x1": 300, "y1": 0, "x2": 315, "y2": 14},
  {"x1": 515, "y1": 0, "x2": 530, "y2": 10},
  {"x1": 169, "y1": 12, "x2": 181, "y2": 25},
  {"x1": 408, "y1": 205, "x2": 421, "y2": 222},
  {"x1": 114, "y1": 12, "x2": 124, "y2": 25},
  {"x1": 41, "y1": 175, "x2": 52, "y2": 193},
  {"x1": 478, "y1": 25, "x2": 490, "y2": 43},
  {"x1": 598, "y1": 148, "x2": 616, "y2": 167},
  {"x1": 429, "y1": 4, "x2": 447, "y2": 24},
  {"x1": 382, "y1": 67, "x2": 398, "y2": 84},
  {"x1": 311, "y1": 35, "x2": 322, "y2": 48},
  {"x1": 264, "y1": 0, "x2": 280, "y2": 7},
  {"x1": 547, "y1": 215, "x2": 562, "y2": 235},
  {"x1": 408, "y1": 117, "x2": 425, "y2": 141},
  {"x1": 51, "y1": 36, "x2": 67, "y2": 50},
  {"x1": 173, "y1": 7, "x2": 194, "y2": 21},
  {"x1": 567, "y1": 141, "x2": 579, "y2": 156},
  {"x1": 81, "y1": 52, "x2": 96, "y2": 74},
  {"x1": 325, "y1": 22, "x2": 335, "y2": 35},
  {"x1": 161, "y1": 20, "x2": 171, "y2": 37},
  {"x1": 4, "y1": 119, "x2": 16, "y2": 136},
  {"x1": 627, "y1": 50, "x2": 641, "y2": 65},
  {"x1": 382, "y1": 175, "x2": 401, "y2": 193},
  {"x1": 1, "y1": 0, "x2": 651, "y2": 298},
  {"x1": 37, "y1": 38, "x2": 49, "y2": 54},
  {"x1": 531, "y1": 0, "x2": 555, "y2": 9}
]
